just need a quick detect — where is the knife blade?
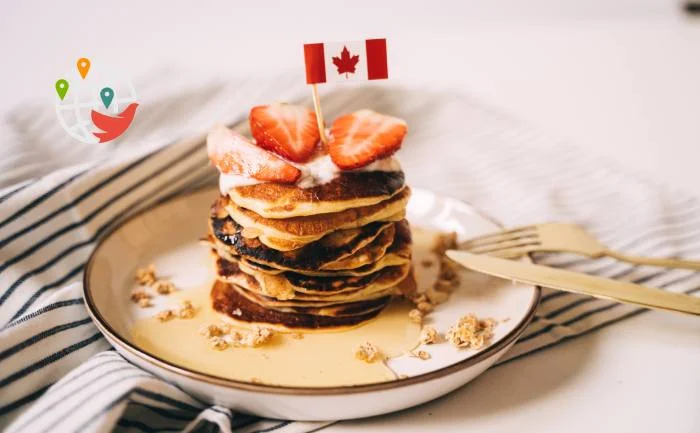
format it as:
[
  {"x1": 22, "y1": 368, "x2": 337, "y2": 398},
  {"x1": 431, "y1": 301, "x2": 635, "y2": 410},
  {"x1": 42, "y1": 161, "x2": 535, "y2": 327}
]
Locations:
[{"x1": 446, "y1": 250, "x2": 700, "y2": 316}]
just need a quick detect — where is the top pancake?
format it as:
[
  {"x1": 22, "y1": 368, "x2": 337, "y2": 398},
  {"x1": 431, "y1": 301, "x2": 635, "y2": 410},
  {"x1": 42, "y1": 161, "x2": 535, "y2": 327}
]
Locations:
[{"x1": 226, "y1": 171, "x2": 406, "y2": 219}]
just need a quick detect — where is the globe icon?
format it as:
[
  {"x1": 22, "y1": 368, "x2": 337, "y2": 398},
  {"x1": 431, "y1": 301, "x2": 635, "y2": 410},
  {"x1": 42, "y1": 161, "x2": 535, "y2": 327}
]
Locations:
[{"x1": 55, "y1": 61, "x2": 137, "y2": 144}]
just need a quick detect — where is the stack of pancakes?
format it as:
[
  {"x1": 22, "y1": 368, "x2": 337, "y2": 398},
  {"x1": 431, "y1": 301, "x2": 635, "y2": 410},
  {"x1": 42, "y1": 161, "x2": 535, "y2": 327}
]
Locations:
[{"x1": 208, "y1": 171, "x2": 412, "y2": 330}]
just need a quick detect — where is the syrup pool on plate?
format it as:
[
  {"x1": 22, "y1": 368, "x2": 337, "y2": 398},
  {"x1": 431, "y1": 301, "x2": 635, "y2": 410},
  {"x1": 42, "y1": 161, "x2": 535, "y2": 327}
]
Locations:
[{"x1": 129, "y1": 226, "x2": 447, "y2": 387}]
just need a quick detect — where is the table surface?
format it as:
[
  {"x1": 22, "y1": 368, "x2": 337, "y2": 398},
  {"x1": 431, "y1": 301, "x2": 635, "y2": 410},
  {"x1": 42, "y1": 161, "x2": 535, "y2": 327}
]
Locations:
[{"x1": 1, "y1": 1, "x2": 699, "y2": 432}]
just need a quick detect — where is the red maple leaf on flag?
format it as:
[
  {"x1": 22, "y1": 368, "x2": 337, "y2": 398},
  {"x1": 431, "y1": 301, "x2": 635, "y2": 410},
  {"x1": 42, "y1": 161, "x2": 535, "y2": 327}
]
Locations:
[{"x1": 332, "y1": 46, "x2": 360, "y2": 79}]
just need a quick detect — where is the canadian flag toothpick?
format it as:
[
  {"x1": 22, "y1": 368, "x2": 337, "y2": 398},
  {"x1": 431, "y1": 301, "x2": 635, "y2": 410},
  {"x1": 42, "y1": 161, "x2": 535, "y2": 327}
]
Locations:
[
  {"x1": 304, "y1": 39, "x2": 388, "y2": 84},
  {"x1": 303, "y1": 38, "x2": 388, "y2": 144}
]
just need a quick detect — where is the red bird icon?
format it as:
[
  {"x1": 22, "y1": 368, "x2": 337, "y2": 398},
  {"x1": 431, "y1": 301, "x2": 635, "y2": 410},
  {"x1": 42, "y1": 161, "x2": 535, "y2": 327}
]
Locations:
[{"x1": 91, "y1": 102, "x2": 139, "y2": 143}]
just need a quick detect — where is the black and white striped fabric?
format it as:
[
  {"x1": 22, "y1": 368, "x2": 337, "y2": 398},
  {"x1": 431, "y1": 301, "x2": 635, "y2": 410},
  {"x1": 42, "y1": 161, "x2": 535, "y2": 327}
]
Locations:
[{"x1": 2, "y1": 78, "x2": 699, "y2": 432}]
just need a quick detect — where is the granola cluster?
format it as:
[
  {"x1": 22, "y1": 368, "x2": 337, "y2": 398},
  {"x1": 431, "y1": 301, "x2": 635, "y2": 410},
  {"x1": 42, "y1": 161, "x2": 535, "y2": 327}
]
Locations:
[
  {"x1": 446, "y1": 314, "x2": 496, "y2": 349},
  {"x1": 410, "y1": 350, "x2": 431, "y2": 360},
  {"x1": 155, "y1": 300, "x2": 198, "y2": 322},
  {"x1": 420, "y1": 326, "x2": 440, "y2": 345},
  {"x1": 354, "y1": 342, "x2": 384, "y2": 363},
  {"x1": 135, "y1": 265, "x2": 157, "y2": 286},
  {"x1": 395, "y1": 231, "x2": 496, "y2": 369},
  {"x1": 198, "y1": 323, "x2": 275, "y2": 350},
  {"x1": 130, "y1": 289, "x2": 153, "y2": 308},
  {"x1": 131, "y1": 264, "x2": 178, "y2": 309}
]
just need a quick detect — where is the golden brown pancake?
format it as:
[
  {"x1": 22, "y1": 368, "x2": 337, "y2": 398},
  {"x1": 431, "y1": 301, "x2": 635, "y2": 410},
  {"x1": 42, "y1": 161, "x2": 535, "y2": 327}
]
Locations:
[
  {"x1": 251, "y1": 211, "x2": 406, "y2": 251},
  {"x1": 210, "y1": 199, "x2": 395, "y2": 271},
  {"x1": 224, "y1": 188, "x2": 411, "y2": 251},
  {"x1": 211, "y1": 280, "x2": 389, "y2": 330},
  {"x1": 214, "y1": 255, "x2": 409, "y2": 302},
  {"x1": 226, "y1": 171, "x2": 405, "y2": 218},
  {"x1": 230, "y1": 282, "x2": 393, "y2": 313}
]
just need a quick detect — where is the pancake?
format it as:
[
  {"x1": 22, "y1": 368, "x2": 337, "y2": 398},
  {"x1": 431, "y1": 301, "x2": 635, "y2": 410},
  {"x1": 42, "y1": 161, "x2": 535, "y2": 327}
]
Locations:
[
  {"x1": 229, "y1": 282, "x2": 393, "y2": 313},
  {"x1": 211, "y1": 280, "x2": 389, "y2": 330},
  {"x1": 219, "y1": 223, "x2": 394, "y2": 273},
  {"x1": 210, "y1": 198, "x2": 395, "y2": 271},
  {"x1": 215, "y1": 255, "x2": 409, "y2": 302},
  {"x1": 226, "y1": 171, "x2": 406, "y2": 218},
  {"x1": 234, "y1": 220, "x2": 413, "y2": 277},
  {"x1": 224, "y1": 187, "x2": 411, "y2": 251},
  {"x1": 254, "y1": 211, "x2": 405, "y2": 251}
]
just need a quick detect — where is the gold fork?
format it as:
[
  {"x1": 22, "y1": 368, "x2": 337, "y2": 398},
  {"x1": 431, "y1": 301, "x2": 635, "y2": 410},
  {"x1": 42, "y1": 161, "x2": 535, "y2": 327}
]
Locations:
[{"x1": 461, "y1": 223, "x2": 700, "y2": 271}]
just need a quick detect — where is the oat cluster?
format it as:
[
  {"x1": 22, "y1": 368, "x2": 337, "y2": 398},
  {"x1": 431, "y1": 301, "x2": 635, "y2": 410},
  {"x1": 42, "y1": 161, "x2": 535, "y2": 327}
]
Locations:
[
  {"x1": 131, "y1": 264, "x2": 178, "y2": 309},
  {"x1": 411, "y1": 350, "x2": 431, "y2": 360},
  {"x1": 446, "y1": 314, "x2": 496, "y2": 349},
  {"x1": 130, "y1": 289, "x2": 153, "y2": 308},
  {"x1": 198, "y1": 323, "x2": 275, "y2": 350},
  {"x1": 135, "y1": 264, "x2": 157, "y2": 286},
  {"x1": 153, "y1": 279, "x2": 176, "y2": 295},
  {"x1": 155, "y1": 300, "x2": 197, "y2": 322},
  {"x1": 420, "y1": 326, "x2": 440, "y2": 344},
  {"x1": 408, "y1": 308, "x2": 423, "y2": 324},
  {"x1": 354, "y1": 342, "x2": 384, "y2": 363}
]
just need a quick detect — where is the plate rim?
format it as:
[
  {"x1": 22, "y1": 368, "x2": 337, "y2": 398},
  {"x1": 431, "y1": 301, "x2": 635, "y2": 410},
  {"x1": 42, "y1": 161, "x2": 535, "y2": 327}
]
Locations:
[{"x1": 83, "y1": 186, "x2": 541, "y2": 396}]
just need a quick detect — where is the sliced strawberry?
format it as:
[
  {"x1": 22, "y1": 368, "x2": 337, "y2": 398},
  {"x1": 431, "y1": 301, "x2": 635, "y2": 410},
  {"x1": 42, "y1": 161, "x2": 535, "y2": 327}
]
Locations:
[
  {"x1": 328, "y1": 110, "x2": 407, "y2": 170},
  {"x1": 207, "y1": 125, "x2": 301, "y2": 183},
  {"x1": 249, "y1": 103, "x2": 320, "y2": 163}
]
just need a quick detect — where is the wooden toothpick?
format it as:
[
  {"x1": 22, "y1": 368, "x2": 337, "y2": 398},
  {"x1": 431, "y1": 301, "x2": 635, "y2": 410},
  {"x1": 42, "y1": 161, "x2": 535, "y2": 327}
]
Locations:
[{"x1": 311, "y1": 84, "x2": 328, "y2": 144}]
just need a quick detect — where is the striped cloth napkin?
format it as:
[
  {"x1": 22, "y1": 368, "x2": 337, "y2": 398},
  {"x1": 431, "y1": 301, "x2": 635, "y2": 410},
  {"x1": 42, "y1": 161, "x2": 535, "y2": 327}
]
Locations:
[{"x1": 1, "y1": 76, "x2": 699, "y2": 433}]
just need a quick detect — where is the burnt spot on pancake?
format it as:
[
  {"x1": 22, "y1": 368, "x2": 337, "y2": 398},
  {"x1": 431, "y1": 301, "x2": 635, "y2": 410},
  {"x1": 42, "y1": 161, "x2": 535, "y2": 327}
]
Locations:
[
  {"x1": 211, "y1": 280, "x2": 388, "y2": 329},
  {"x1": 286, "y1": 271, "x2": 381, "y2": 292},
  {"x1": 231, "y1": 221, "x2": 413, "y2": 277},
  {"x1": 210, "y1": 201, "x2": 395, "y2": 271}
]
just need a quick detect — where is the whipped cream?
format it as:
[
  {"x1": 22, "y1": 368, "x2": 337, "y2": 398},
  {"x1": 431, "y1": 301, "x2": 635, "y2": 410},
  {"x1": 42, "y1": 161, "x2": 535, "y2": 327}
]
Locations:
[{"x1": 219, "y1": 154, "x2": 401, "y2": 193}]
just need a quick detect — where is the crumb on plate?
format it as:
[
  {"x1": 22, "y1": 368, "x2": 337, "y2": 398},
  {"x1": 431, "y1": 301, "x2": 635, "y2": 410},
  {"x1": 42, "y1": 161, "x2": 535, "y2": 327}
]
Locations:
[
  {"x1": 210, "y1": 336, "x2": 230, "y2": 351},
  {"x1": 432, "y1": 232, "x2": 458, "y2": 256},
  {"x1": 446, "y1": 314, "x2": 496, "y2": 349},
  {"x1": 420, "y1": 326, "x2": 440, "y2": 344},
  {"x1": 153, "y1": 279, "x2": 176, "y2": 295},
  {"x1": 408, "y1": 308, "x2": 424, "y2": 324},
  {"x1": 155, "y1": 309, "x2": 176, "y2": 322},
  {"x1": 237, "y1": 326, "x2": 274, "y2": 347},
  {"x1": 137, "y1": 298, "x2": 153, "y2": 308},
  {"x1": 354, "y1": 342, "x2": 384, "y2": 363},
  {"x1": 411, "y1": 350, "x2": 431, "y2": 360},
  {"x1": 135, "y1": 264, "x2": 157, "y2": 286},
  {"x1": 178, "y1": 300, "x2": 196, "y2": 319}
]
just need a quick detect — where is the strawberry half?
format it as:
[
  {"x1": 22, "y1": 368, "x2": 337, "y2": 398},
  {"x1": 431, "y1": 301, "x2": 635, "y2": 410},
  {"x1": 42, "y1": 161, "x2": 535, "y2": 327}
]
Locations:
[
  {"x1": 249, "y1": 103, "x2": 320, "y2": 163},
  {"x1": 207, "y1": 125, "x2": 301, "y2": 183},
  {"x1": 328, "y1": 110, "x2": 407, "y2": 170}
]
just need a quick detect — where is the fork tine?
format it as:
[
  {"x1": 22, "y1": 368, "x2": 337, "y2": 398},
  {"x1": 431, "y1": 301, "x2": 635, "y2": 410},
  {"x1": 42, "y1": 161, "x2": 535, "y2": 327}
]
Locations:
[
  {"x1": 467, "y1": 238, "x2": 540, "y2": 255},
  {"x1": 460, "y1": 226, "x2": 538, "y2": 249}
]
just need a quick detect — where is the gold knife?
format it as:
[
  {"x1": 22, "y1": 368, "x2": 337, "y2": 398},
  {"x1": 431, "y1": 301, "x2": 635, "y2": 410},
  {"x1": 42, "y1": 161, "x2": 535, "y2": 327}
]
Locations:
[{"x1": 446, "y1": 250, "x2": 700, "y2": 316}]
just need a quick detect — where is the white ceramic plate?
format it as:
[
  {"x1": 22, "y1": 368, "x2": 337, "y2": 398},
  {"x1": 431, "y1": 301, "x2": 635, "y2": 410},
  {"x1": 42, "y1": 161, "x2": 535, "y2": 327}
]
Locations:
[{"x1": 84, "y1": 187, "x2": 539, "y2": 421}]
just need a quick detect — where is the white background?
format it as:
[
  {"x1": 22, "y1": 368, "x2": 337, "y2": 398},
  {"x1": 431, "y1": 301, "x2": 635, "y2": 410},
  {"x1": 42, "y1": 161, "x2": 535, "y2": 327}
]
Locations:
[{"x1": 1, "y1": 1, "x2": 699, "y2": 432}]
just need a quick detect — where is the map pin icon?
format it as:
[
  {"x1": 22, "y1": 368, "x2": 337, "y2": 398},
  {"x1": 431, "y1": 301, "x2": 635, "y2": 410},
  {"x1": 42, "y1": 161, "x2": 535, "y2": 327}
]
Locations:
[
  {"x1": 77, "y1": 58, "x2": 91, "y2": 79},
  {"x1": 100, "y1": 87, "x2": 114, "y2": 109},
  {"x1": 55, "y1": 79, "x2": 69, "y2": 100}
]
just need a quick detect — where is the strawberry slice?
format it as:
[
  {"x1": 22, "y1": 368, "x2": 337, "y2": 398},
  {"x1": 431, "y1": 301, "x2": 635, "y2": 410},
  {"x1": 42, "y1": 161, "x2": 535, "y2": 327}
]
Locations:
[
  {"x1": 207, "y1": 125, "x2": 301, "y2": 183},
  {"x1": 249, "y1": 103, "x2": 320, "y2": 163},
  {"x1": 328, "y1": 110, "x2": 407, "y2": 170}
]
